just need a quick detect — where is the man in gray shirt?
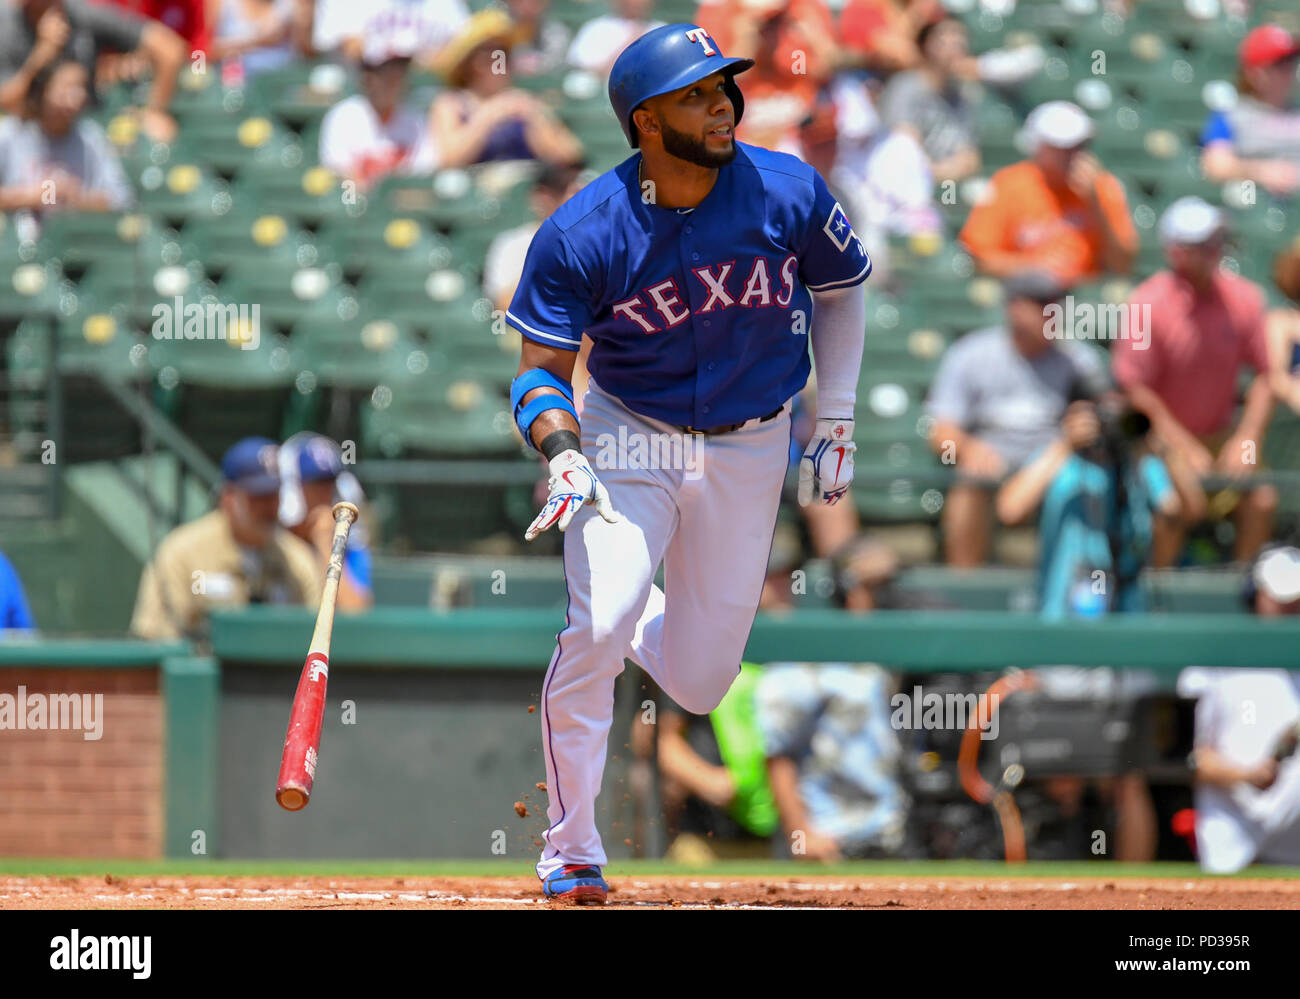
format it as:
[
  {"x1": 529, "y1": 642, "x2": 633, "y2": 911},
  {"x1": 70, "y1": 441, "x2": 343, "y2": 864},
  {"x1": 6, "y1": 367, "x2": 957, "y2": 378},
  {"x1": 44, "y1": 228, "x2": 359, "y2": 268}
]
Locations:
[
  {"x1": 877, "y1": 15, "x2": 981, "y2": 183},
  {"x1": 0, "y1": 0, "x2": 184, "y2": 142},
  {"x1": 0, "y1": 59, "x2": 134, "y2": 217},
  {"x1": 926, "y1": 271, "x2": 1106, "y2": 566}
]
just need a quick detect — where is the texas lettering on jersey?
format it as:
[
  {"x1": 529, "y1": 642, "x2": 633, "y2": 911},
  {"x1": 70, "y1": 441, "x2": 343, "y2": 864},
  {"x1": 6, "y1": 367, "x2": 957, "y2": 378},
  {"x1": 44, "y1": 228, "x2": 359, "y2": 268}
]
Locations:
[
  {"x1": 507, "y1": 142, "x2": 871, "y2": 428},
  {"x1": 612, "y1": 254, "x2": 801, "y2": 333}
]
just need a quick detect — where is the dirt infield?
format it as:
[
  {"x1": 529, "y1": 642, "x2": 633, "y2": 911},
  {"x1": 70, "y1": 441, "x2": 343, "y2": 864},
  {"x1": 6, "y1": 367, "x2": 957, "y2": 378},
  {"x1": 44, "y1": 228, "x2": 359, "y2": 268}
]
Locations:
[{"x1": 3, "y1": 874, "x2": 1297, "y2": 909}]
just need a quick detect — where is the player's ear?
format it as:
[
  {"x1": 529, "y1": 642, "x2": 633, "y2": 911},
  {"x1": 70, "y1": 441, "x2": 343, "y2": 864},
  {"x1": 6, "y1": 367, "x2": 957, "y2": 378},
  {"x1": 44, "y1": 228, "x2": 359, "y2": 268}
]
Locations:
[{"x1": 632, "y1": 106, "x2": 659, "y2": 142}]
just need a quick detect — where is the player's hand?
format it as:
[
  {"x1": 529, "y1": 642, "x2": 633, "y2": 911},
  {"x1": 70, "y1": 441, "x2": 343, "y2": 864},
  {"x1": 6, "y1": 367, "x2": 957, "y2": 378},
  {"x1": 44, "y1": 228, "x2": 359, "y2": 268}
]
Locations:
[
  {"x1": 1215, "y1": 433, "x2": 1256, "y2": 481},
  {"x1": 798, "y1": 418, "x2": 855, "y2": 507},
  {"x1": 525, "y1": 448, "x2": 621, "y2": 541},
  {"x1": 1067, "y1": 150, "x2": 1103, "y2": 203},
  {"x1": 1256, "y1": 159, "x2": 1300, "y2": 198},
  {"x1": 956, "y1": 434, "x2": 1007, "y2": 481},
  {"x1": 796, "y1": 829, "x2": 843, "y2": 863},
  {"x1": 1062, "y1": 401, "x2": 1100, "y2": 452},
  {"x1": 1172, "y1": 435, "x2": 1215, "y2": 479},
  {"x1": 135, "y1": 107, "x2": 178, "y2": 144},
  {"x1": 33, "y1": 7, "x2": 70, "y2": 63}
]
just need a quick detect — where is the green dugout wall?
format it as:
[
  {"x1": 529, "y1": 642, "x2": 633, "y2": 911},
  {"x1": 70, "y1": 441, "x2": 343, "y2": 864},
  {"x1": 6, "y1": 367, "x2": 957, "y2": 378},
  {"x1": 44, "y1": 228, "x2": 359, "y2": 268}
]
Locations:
[{"x1": 1, "y1": 611, "x2": 1296, "y2": 859}]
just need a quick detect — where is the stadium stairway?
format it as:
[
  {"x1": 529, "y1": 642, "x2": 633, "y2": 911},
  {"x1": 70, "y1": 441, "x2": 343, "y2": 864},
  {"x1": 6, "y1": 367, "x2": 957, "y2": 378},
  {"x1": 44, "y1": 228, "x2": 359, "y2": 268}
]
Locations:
[{"x1": 0, "y1": 455, "x2": 196, "y2": 635}]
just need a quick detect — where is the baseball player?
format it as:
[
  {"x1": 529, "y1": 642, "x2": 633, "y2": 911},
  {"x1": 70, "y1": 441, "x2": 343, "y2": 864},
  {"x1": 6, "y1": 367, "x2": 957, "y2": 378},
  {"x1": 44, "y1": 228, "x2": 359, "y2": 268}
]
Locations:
[{"x1": 507, "y1": 23, "x2": 870, "y2": 903}]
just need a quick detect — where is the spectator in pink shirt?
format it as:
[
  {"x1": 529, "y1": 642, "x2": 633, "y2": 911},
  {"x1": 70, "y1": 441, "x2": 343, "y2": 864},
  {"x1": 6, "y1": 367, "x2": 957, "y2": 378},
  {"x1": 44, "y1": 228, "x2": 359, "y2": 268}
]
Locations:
[{"x1": 1113, "y1": 197, "x2": 1277, "y2": 565}]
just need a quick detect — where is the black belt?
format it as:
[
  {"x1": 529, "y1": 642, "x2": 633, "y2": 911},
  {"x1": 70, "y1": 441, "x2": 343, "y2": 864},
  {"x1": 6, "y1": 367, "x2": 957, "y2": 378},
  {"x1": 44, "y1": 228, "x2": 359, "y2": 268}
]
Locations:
[{"x1": 676, "y1": 405, "x2": 784, "y2": 436}]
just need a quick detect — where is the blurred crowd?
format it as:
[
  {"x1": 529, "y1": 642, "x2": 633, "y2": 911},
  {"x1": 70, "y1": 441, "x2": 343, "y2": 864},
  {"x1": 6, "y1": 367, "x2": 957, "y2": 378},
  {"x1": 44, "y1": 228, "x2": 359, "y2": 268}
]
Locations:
[{"x1": 3, "y1": 0, "x2": 1300, "y2": 868}]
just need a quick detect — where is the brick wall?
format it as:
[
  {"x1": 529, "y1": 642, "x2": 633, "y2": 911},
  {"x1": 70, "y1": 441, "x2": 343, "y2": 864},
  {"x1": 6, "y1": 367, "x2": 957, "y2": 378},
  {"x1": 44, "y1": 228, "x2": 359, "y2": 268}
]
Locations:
[{"x1": 0, "y1": 668, "x2": 163, "y2": 857}]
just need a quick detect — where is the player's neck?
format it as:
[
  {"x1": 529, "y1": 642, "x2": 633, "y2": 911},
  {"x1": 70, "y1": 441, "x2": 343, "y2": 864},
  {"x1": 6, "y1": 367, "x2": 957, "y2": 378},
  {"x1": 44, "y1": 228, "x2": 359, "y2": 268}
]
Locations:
[{"x1": 638, "y1": 150, "x2": 719, "y2": 211}]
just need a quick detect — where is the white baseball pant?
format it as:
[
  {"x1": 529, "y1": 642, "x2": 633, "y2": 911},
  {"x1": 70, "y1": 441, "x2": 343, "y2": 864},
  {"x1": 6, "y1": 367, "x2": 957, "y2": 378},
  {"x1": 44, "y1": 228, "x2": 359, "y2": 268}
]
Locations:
[{"x1": 536, "y1": 379, "x2": 793, "y2": 880}]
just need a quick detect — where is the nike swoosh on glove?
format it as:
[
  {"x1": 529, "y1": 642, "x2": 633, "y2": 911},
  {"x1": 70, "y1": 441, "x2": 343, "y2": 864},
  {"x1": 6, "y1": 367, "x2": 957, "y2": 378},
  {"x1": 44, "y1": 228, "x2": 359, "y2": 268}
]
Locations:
[
  {"x1": 525, "y1": 449, "x2": 622, "y2": 541},
  {"x1": 797, "y1": 418, "x2": 855, "y2": 507}
]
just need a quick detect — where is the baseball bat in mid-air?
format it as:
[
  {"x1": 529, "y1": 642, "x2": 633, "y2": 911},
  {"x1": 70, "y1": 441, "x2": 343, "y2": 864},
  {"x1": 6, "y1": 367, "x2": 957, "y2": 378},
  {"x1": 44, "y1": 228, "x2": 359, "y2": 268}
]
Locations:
[{"x1": 275, "y1": 501, "x2": 360, "y2": 811}]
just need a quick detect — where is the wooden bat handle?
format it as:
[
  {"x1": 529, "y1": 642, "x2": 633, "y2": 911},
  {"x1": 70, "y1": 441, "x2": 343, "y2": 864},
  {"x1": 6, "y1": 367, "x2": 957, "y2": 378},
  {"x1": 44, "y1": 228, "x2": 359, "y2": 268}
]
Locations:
[{"x1": 307, "y1": 502, "x2": 359, "y2": 657}]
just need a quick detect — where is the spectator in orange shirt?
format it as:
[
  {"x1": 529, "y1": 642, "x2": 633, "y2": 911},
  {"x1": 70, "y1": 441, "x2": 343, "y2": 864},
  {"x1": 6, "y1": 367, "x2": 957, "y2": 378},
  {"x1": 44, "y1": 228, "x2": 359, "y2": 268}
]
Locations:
[
  {"x1": 694, "y1": 0, "x2": 839, "y2": 156},
  {"x1": 1113, "y1": 197, "x2": 1276, "y2": 565},
  {"x1": 959, "y1": 101, "x2": 1137, "y2": 285}
]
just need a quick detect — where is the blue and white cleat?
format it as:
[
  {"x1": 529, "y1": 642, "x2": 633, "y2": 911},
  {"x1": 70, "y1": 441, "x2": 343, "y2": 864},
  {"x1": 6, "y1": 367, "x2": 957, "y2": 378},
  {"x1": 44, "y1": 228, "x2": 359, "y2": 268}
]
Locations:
[{"x1": 542, "y1": 865, "x2": 608, "y2": 905}]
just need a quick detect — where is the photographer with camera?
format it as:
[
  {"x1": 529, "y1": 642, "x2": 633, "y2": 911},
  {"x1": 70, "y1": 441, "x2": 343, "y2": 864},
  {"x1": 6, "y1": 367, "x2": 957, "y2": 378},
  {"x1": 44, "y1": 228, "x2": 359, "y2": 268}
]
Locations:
[{"x1": 995, "y1": 375, "x2": 1204, "y2": 619}]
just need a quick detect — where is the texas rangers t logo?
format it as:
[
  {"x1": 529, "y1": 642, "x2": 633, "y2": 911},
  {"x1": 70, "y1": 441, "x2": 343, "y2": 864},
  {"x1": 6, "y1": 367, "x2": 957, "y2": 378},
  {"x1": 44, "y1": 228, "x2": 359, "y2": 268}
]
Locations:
[{"x1": 684, "y1": 27, "x2": 717, "y2": 55}]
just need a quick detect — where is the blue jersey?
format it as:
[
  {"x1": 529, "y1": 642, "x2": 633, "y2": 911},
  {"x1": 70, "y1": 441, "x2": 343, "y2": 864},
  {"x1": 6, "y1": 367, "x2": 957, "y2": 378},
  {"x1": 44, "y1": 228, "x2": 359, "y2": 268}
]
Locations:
[{"x1": 506, "y1": 142, "x2": 871, "y2": 428}]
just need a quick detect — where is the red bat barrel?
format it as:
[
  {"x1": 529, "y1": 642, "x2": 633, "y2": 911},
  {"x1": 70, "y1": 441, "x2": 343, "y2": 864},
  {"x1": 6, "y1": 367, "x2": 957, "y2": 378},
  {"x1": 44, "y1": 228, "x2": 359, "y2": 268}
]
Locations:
[{"x1": 275, "y1": 651, "x2": 330, "y2": 810}]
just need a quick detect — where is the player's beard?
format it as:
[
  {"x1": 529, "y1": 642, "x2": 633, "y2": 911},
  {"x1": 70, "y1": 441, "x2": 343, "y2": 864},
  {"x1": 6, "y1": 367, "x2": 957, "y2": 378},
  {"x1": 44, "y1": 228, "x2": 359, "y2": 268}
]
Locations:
[{"x1": 660, "y1": 119, "x2": 737, "y2": 168}]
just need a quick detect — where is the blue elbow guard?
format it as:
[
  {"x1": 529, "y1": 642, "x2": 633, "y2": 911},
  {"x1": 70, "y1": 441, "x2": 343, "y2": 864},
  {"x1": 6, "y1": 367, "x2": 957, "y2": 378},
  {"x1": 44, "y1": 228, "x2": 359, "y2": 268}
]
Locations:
[{"x1": 511, "y1": 368, "x2": 578, "y2": 449}]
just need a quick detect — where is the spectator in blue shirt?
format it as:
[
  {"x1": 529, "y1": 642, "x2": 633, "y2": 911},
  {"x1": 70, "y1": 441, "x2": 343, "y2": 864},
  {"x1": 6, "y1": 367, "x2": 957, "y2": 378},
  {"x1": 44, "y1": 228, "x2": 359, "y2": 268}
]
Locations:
[
  {"x1": 278, "y1": 433, "x2": 372, "y2": 610},
  {"x1": 0, "y1": 551, "x2": 35, "y2": 631},
  {"x1": 1201, "y1": 24, "x2": 1300, "y2": 201}
]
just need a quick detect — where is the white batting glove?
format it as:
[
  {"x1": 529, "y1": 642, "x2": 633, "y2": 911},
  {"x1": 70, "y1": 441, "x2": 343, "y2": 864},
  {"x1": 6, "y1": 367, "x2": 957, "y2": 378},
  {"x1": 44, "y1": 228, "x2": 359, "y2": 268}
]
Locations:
[
  {"x1": 525, "y1": 449, "x2": 622, "y2": 541},
  {"x1": 798, "y1": 418, "x2": 856, "y2": 507}
]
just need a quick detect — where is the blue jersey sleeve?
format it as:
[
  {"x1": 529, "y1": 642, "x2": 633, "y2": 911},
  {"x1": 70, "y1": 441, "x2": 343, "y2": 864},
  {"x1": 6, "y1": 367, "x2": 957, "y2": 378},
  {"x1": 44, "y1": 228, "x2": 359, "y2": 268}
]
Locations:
[
  {"x1": 1200, "y1": 111, "x2": 1233, "y2": 147},
  {"x1": 798, "y1": 170, "x2": 872, "y2": 292},
  {"x1": 504, "y1": 218, "x2": 594, "y2": 352}
]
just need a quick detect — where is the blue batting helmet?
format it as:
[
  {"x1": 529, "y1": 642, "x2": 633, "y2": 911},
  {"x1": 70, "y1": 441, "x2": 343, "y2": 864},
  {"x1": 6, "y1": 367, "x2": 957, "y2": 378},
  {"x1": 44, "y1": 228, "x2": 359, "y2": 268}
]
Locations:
[{"x1": 608, "y1": 23, "x2": 754, "y2": 149}]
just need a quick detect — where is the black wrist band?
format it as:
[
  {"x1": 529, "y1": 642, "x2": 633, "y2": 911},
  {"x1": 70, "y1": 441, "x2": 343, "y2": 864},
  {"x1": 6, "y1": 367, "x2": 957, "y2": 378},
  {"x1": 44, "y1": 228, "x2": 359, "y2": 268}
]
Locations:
[{"x1": 540, "y1": 429, "x2": 581, "y2": 461}]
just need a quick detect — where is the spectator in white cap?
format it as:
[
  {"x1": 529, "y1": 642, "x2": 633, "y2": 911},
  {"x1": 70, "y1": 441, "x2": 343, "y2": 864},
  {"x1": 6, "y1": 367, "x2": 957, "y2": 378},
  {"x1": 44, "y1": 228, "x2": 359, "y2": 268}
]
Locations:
[
  {"x1": 279, "y1": 432, "x2": 372, "y2": 611},
  {"x1": 1113, "y1": 197, "x2": 1276, "y2": 565},
  {"x1": 960, "y1": 100, "x2": 1137, "y2": 284},
  {"x1": 1201, "y1": 24, "x2": 1300, "y2": 201},
  {"x1": 318, "y1": 17, "x2": 439, "y2": 188},
  {"x1": 310, "y1": 0, "x2": 469, "y2": 64},
  {"x1": 1176, "y1": 544, "x2": 1300, "y2": 873}
]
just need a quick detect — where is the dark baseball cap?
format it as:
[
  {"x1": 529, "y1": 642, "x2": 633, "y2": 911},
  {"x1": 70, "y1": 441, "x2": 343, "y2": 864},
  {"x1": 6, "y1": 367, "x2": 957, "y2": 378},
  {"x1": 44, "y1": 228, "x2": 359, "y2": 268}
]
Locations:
[
  {"x1": 1004, "y1": 270, "x2": 1068, "y2": 304},
  {"x1": 221, "y1": 437, "x2": 281, "y2": 496},
  {"x1": 298, "y1": 435, "x2": 344, "y2": 482}
]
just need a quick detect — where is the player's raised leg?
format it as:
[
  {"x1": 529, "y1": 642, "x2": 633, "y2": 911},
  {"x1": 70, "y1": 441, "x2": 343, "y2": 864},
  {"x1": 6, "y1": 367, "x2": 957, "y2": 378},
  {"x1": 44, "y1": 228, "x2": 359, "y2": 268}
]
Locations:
[{"x1": 656, "y1": 411, "x2": 793, "y2": 714}]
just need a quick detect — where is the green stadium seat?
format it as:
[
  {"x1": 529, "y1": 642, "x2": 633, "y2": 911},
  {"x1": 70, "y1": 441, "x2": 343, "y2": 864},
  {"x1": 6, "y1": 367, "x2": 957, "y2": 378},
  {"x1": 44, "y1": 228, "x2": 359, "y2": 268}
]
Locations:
[
  {"x1": 246, "y1": 61, "x2": 356, "y2": 131},
  {"x1": 371, "y1": 172, "x2": 493, "y2": 231},
  {"x1": 549, "y1": 0, "x2": 612, "y2": 32},
  {"x1": 166, "y1": 64, "x2": 232, "y2": 118},
  {"x1": 180, "y1": 209, "x2": 315, "y2": 276},
  {"x1": 8, "y1": 308, "x2": 153, "y2": 462},
  {"x1": 354, "y1": 267, "x2": 488, "y2": 340},
  {"x1": 216, "y1": 258, "x2": 344, "y2": 332},
  {"x1": 134, "y1": 160, "x2": 232, "y2": 228},
  {"x1": 0, "y1": 257, "x2": 63, "y2": 321},
  {"x1": 1003, "y1": 0, "x2": 1079, "y2": 36},
  {"x1": 148, "y1": 320, "x2": 295, "y2": 460},
  {"x1": 174, "y1": 110, "x2": 302, "y2": 178},
  {"x1": 361, "y1": 369, "x2": 519, "y2": 458},
  {"x1": 228, "y1": 162, "x2": 348, "y2": 227},
  {"x1": 1018, "y1": 45, "x2": 1083, "y2": 106},
  {"x1": 77, "y1": 257, "x2": 208, "y2": 331},
  {"x1": 35, "y1": 212, "x2": 173, "y2": 274},
  {"x1": 316, "y1": 215, "x2": 454, "y2": 279}
]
